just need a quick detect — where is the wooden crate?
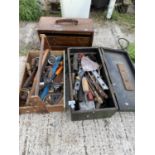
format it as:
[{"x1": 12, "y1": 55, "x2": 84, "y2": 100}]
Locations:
[{"x1": 19, "y1": 50, "x2": 65, "y2": 114}]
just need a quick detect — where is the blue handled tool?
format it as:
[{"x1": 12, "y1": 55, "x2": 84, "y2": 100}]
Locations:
[{"x1": 39, "y1": 56, "x2": 62, "y2": 100}]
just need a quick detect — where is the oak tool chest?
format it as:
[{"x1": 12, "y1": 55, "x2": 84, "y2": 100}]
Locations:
[
  {"x1": 37, "y1": 17, "x2": 94, "y2": 50},
  {"x1": 67, "y1": 47, "x2": 135, "y2": 121}
]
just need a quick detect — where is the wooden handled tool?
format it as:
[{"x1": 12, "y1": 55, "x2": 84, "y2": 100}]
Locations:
[
  {"x1": 80, "y1": 77, "x2": 95, "y2": 111},
  {"x1": 82, "y1": 77, "x2": 93, "y2": 101},
  {"x1": 26, "y1": 49, "x2": 49, "y2": 105},
  {"x1": 35, "y1": 34, "x2": 46, "y2": 95},
  {"x1": 26, "y1": 63, "x2": 32, "y2": 76},
  {"x1": 82, "y1": 77, "x2": 89, "y2": 92},
  {"x1": 86, "y1": 76, "x2": 103, "y2": 109},
  {"x1": 88, "y1": 72, "x2": 108, "y2": 99}
]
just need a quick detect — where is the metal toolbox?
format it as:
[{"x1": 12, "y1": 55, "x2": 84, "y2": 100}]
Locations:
[
  {"x1": 19, "y1": 50, "x2": 65, "y2": 114},
  {"x1": 37, "y1": 17, "x2": 94, "y2": 50},
  {"x1": 67, "y1": 47, "x2": 135, "y2": 121}
]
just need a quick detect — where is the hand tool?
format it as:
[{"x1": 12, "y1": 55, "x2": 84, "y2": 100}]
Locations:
[
  {"x1": 31, "y1": 50, "x2": 49, "y2": 94},
  {"x1": 23, "y1": 58, "x2": 39, "y2": 88},
  {"x1": 35, "y1": 34, "x2": 46, "y2": 96},
  {"x1": 40, "y1": 63, "x2": 63, "y2": 100},
  {"x1": 78, "y1": 67, "x2": 85, "y2": 77},
  {"x1": 91, "y1": 70, "x2": 109, "y2": 90},
  {"x1": 43, "y1": 92, "x2": 63, "y2": 105},
  {"x1": 88, "y1": 72, "x2": 108, "y2": 99},
  {"x1": 19, "y1": 88, "x2": 30, "y2": 105},
  {"x1": 48, "y1": 55, "x2": 56, "y2": 65},
  {"x1": 86, "y1": 76, "x2": 103, "y2": 109},
  {"x1": 23, "y1": 67, "x2": 37, "y2": 88},
  {"x1": 23, "y1": 57, "x2": 39, "y2": 88},
  {"x1": 39, "y1": 56, "x2": 63, "y2": 100},
  {"x1": 31, "y1": 57, "x2": 39, "y2": 68},
  {"x1": 80, "y1": 77, "x2": 95, "y2": 111},
  {"x1": 73, "y1": 53, "x2": 78, "y2": 72},
  {"x1": 74, "y1": 67, "x2": 84, "y2": 89},
  {"x1": 82, "y1": 77, "x2": 93, "y2": 101},
  {"x1": 26, "y1": 49, "x2": 50, "y2": 105},
  {"x1": 78, "y1": 53, "x2": 85, "y2": 60},
  {"x1": 74, "y1": 76, "x2": 81, "y2": 91},
  {"x1": 81, "y1": 56, "x2": 99, "y2": 71},
  {"x1": 53, "y1": 72, "x2": 63, "y2": 84},
  {"x1": 72, "y1": 73, "x2": 75, "y2": 84},
  {"x1": 26, "y1": 63, "x2": 32, "y2": 76}
]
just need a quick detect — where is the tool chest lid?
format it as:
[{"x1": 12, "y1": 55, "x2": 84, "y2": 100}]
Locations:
[
  {"x1": 100, "y1": 47, "x2": 135, "y2": 111},
  {"x1": 38, "y1": 17, "x2": 94, "y2": 33}
]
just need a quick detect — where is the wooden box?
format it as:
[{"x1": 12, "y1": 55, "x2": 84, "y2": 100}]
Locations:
[
  {"x1": 19, "y1": 50, "x2": 65, "y2": 114},
  {"x1": 67, "y1": 47, "x2": 135, "y2": 121},
  {"x1": 37, "y1": 17, "x2": 94, "y2": 50}
]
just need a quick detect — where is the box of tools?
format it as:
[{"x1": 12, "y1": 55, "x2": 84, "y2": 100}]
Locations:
[
  {"x1": 67, "y1": 47, "x2": 135, "y2": 121},
  {"x1": 19, "y1": 49, "x2": 65, "y2": 114},
  {"x1": 19, "y1": 17, "x2": 135, "y2": 119}
]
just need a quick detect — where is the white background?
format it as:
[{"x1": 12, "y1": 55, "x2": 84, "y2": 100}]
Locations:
[{"x1": 0, "y1": 0, "x2": 155, "y2": 154}]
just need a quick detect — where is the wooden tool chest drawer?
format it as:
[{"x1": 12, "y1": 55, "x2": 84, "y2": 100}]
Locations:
[
  {"x1": 45, "y1": 34, "x2": 91, "y2": 47},
  {"x1": 37, "y1": 17, "x2": 94, "y2": 49}
]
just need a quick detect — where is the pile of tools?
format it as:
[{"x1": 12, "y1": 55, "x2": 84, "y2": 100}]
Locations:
[
  {"x1": 19, "y1": 57, "x2": 39, "y2": 105},
  {"x1": 19, "y1": 53, "x2": 64, "y2": 106},
  {"x1": 71, "y1": 53, "x2": 109, "y2": 111},
  {"x1": 39, "y1": 54, "x2": 63, "y2": 105}
]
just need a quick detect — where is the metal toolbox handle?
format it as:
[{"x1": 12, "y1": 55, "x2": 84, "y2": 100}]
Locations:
[{"x1": 55, "y1": 19, "x2": 78, "y2": 25}]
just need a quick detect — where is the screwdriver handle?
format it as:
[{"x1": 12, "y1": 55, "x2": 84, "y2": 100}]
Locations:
[{"x1": 56, "y1": 64, "x2": 63, "y2": 75}]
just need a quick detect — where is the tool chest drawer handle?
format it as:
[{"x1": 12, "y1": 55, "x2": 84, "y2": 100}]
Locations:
[{"x1": 55, "y1": 19, "x2": 78, "y2": 25}]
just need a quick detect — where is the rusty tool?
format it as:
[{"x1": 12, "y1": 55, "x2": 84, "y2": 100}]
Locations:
[
  {"x1": 86, "y1": 76, "x2": 103, "y2": 109},
  {"x1": 23, "y1": 68, "x2": 37, "y2": 88},
  {"x1": 88, "y1": 72, "x2": 108, "y2": 99},
  {"x1": 43, "y1": 92, "x2": 63, "y2": 105},
  {"x1": 91, "y1": 70, "x2": 108, "y2": 90},
  {"x1": 23, "y1": 57, "x2": 39, "y2": 88},
  {"x1": 19, "y1": 88, "x2": 30, "y2": 105},
  {"x1": 26, "y1": 63, "x2": 32, "y2": 76},
  {"x1": 26, "y1": 49, "x2": 50, "y2": 106}
]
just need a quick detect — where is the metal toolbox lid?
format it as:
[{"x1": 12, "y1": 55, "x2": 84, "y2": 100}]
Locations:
[{"x1": 100, "y1": 47, "x2": 135, "y2": 111}]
